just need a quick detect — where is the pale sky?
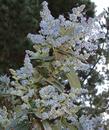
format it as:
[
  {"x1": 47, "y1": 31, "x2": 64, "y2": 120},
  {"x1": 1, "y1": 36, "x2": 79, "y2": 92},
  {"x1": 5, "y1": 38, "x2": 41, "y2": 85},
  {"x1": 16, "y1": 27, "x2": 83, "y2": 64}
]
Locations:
[
  {"x1": 91, "y1": 0, "x2": 109, "y2": 94},
  {"x1": 91, "y1": 0, "x2": 109, "y2": 15},
  {"x1": 91, "y1": 0, "x2": 109, "y2": 120}
]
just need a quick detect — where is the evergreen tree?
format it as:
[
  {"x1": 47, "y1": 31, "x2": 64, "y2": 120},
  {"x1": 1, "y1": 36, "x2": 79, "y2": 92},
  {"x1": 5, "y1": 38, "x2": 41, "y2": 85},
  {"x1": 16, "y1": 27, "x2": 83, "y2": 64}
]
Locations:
[
  {"x1": 46, "y1": 0, "x2": 95, "y2": 18},
  {"x1": 0, "y1": 0, "x2": 39, "y2": 73}
]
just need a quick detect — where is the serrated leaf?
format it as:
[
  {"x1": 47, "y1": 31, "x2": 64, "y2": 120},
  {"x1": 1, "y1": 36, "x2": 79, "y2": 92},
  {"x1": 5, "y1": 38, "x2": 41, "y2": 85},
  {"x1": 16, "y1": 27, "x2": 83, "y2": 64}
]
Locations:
[{"x1": 67, "y1": 68, "x2": 81, "y2": 89}]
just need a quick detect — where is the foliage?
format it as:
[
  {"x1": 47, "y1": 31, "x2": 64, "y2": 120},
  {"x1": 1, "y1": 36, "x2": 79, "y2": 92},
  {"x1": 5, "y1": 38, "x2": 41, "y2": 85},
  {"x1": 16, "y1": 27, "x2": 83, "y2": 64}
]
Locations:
[
  {"x1": 0, "y1": 1, "x2": 107, "y2": 130},
  {"x1": 80, "y1": 8, "x2": 109, "y2": 122},
  {"x1": 46, "y1": 0, "x2": 95, "y2": 18},
  {"x1": 0, "y1": 0, "x2": 39, "y2": 73}
]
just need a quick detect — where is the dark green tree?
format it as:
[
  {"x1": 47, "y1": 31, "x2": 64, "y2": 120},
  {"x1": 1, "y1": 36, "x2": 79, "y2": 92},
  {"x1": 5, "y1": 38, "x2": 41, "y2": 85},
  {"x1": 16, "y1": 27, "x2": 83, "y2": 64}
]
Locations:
[
  {"x1": 46, "y1": 0, "x2": 95, "y2": 18},
  {"x1": 0, "y1": 0, "x2": 39, "y2": 73}
]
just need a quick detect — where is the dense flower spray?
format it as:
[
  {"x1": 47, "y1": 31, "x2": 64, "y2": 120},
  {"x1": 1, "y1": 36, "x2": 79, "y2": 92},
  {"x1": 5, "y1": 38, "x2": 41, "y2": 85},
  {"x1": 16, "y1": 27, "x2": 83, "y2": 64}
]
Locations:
[{"x1": 0, "y1": 1, "x2": 106, "y2": 130}]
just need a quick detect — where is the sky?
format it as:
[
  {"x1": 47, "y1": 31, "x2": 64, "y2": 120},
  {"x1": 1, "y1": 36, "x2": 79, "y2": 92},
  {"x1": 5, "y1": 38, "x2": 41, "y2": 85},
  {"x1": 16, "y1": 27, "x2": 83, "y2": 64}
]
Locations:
[
  {"x1": 91, "y1": 0, "x2": 109, "y2": 15},
  {"x1": 91, "y1": 0, "x2": 109, "y2": 94},
  {"x1": 91, "y1": 0, "x2": 109, "y2": 119}
]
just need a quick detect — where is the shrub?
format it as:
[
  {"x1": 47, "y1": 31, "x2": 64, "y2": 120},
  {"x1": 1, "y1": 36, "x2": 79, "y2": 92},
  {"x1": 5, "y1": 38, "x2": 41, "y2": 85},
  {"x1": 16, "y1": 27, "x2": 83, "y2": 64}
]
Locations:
[{"x1": 0, "y1": 1, "x2": 106, "y2": 130}]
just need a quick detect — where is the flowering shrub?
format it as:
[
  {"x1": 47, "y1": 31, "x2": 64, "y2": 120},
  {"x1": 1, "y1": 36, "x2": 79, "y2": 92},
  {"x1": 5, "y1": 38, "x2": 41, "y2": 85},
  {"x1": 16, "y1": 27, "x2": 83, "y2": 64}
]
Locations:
[{"x1": 0, "y1": 1, "x2": 106, "y2": 130}]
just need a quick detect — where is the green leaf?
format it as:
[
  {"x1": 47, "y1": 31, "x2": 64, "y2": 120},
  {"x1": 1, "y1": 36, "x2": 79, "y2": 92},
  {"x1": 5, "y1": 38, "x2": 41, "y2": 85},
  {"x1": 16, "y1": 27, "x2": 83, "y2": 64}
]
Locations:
[
  {"x1": 53, "y1": 80, "x2": 64, "y2": 92},
  {"x1": 66, "y1": 68, "x2": 81, "y2": 89},
  {"x1": 34, "y1": 113, "x2": 42, "y2": 119},
  {"x1": 42, "y1": 121, "x2": 52, "y2": 130}
]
